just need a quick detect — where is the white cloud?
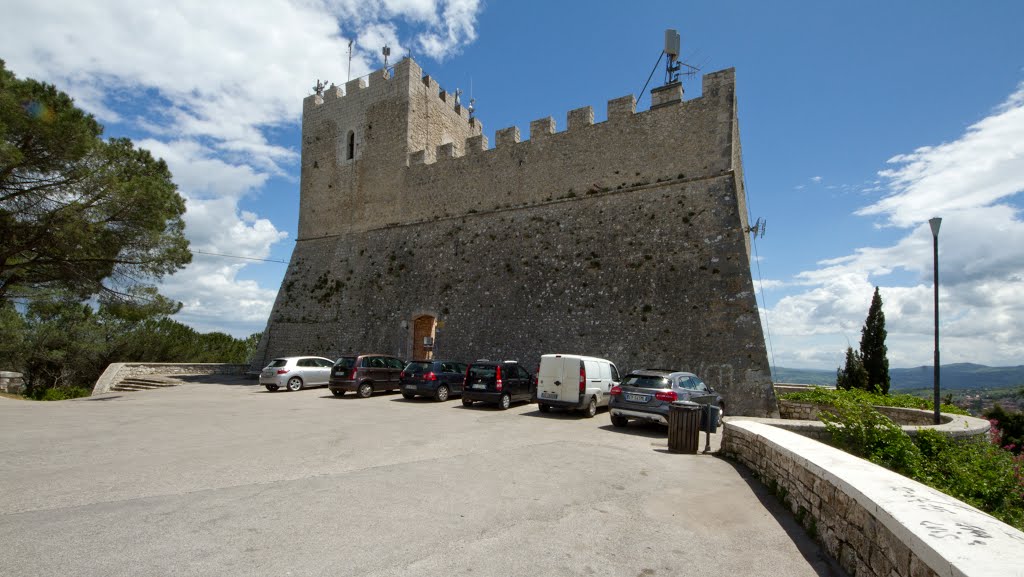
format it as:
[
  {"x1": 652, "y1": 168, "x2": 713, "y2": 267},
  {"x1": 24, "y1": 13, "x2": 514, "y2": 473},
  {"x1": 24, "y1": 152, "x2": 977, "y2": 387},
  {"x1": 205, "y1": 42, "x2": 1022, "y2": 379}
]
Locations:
[
  {"x1": 0, "y1": 0, "x2": 484, "y2": 338},
  {"x1": 811, "y1": 175, "x2": 823, "y2": 183},
  {"x1": 765, "y1": 83, "x2": 1024, "y2": 369}
]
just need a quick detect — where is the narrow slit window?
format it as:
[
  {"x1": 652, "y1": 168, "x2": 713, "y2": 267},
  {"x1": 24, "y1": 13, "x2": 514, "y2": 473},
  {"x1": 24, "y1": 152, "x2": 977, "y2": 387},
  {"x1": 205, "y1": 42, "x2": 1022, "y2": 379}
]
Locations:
[{"x1": 346, "y1": 131, "x2": 355, "y2": 160}]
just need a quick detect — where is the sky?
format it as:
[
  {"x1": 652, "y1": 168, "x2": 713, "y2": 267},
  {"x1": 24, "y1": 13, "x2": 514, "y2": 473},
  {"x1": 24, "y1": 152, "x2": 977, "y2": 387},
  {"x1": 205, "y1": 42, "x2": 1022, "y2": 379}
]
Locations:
[{"x1": 2, "y1": 1, "x2": 1023, "y2": 371}]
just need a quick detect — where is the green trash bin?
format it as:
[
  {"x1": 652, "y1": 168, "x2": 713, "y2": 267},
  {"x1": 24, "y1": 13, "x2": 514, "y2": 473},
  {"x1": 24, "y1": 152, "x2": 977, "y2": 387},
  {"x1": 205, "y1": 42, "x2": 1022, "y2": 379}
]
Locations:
[{"x1": 668, "y1": 401, "x2": 701, "y2": 454}]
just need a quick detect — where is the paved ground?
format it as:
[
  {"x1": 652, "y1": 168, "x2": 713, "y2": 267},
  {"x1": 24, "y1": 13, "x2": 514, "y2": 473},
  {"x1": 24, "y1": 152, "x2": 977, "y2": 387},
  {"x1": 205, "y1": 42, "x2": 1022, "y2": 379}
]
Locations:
[{"x1": 0, "y1": 379, "x2": 844, "y2": 576}]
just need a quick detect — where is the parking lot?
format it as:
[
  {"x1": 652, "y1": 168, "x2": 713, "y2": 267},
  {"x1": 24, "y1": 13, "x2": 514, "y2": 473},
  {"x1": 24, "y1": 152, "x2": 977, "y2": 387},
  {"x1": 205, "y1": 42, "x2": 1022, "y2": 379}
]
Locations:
[{"x1": 0, "y1": 379, "x2": 842, "y2": 576}]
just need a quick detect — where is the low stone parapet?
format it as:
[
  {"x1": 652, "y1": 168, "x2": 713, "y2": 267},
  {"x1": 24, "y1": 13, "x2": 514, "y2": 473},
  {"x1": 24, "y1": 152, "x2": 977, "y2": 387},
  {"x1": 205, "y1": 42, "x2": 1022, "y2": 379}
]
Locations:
[
  {"x1": 92, "y1": 363, "x2": 248, "y2": 396},
  {"x1": 722, "y1": 420, "x2": 1024, "y2": 577},
  {"x1": 0, "y1": 371, "x2": 25, "y2": 395},
  {"x1": 773, "y1": 401, "x2": 990, "y2": 441}
]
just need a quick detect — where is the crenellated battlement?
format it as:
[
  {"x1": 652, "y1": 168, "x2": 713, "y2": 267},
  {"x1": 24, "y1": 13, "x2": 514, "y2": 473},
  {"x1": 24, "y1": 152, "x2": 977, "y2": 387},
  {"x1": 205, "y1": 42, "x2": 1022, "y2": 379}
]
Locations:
[
  {"x1": 299, "y1": 59, "x2": 739, "y2": 241},
  {"x1": 405, "y1": 68, "x2": 730, "y2": 168}
]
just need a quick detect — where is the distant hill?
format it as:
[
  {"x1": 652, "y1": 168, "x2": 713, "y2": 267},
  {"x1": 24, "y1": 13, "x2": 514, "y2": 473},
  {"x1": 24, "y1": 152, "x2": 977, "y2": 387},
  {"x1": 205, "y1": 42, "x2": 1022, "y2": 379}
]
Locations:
[
  {"x1": 772, "y1": 367, "x2": 835, "y2": 386},
  {"x1": 772, "y1": 363, "x2": 1024, "y2": 390}
]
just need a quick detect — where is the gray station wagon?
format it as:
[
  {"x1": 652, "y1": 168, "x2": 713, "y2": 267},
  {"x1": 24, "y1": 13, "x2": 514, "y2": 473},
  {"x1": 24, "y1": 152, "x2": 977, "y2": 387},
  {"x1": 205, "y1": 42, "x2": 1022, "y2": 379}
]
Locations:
[{"x1": 608, "y1": 369, "x2": 724, "y2": 428}]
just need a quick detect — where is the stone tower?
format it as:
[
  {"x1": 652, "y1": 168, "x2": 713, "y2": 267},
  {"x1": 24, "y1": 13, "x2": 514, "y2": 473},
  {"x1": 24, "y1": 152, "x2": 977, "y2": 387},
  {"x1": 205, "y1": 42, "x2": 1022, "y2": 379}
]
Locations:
[{"x1": 251, "y1": 57, "x2": 779, "y2": 417}]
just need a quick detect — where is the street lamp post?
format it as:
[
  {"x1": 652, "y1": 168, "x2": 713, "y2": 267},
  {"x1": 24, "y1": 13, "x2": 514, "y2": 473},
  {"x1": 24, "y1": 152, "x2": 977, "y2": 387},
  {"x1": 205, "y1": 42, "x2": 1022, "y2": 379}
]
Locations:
[{"x1": 929, "y1": 217, "x2": 942, "y2": 425}]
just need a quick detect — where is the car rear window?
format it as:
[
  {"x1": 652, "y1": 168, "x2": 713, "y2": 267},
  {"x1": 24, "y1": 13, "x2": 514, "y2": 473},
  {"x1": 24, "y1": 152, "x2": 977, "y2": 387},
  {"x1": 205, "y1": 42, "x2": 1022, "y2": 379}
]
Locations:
[
  {"x1": 623, "y1": 375, "x2": 670, "y2": 389},
  {"x1": 467, "y1": 365, "x2": 497, "y2": 381},
  {"x1": 333, "y1": 357, "x2": 356, "y2": 370},
  {"x1": 405, "y1": 361, "x2": 432, "y2": 374},
  {"x1": 268, "y1": 359, "x2": 288, "y2": 368}
]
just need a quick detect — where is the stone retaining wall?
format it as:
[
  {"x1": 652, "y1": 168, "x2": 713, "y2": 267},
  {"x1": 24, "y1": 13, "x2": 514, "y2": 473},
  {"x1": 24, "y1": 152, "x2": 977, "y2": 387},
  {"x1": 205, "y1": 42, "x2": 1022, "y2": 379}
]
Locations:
[
  {"x1": 779, "y1": 400, "x2": 943, "y2": 426},
  {"x1": 0, "y1": 371, "x2": 25, "y2": 394},
  {"x1": 722, "y1": 420, "x2": 1024, "y2": 577},
  {"x1": 92, "y1": 363, "x2": 248, "y2": 396}
]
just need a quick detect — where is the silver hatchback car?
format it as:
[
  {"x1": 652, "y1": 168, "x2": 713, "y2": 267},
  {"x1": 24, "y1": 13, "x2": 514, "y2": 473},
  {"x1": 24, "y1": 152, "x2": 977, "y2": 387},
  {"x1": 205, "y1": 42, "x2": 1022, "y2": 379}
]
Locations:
[
  {"x1": 608, "y1": 369, "x2": 724, "y2": 427},
  {"x1": 260, "y1": 356, "x2": 336, "y2": 392}
]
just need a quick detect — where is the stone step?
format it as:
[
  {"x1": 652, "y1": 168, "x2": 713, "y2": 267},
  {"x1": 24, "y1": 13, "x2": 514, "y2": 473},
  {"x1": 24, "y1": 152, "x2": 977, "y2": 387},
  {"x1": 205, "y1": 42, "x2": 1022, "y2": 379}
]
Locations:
[{"x1": 111, "y1": 378, "x2": 181, "y2": 392}]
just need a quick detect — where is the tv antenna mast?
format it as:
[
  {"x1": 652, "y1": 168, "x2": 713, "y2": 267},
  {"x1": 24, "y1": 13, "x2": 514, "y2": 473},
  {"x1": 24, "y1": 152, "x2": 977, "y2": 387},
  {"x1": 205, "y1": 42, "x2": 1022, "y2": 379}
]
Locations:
[
  {"x1": 663, "y1": 29, "x2": 701, "y2": 84},
  {"x1": 745, "y1": 217, "x2": 767, "y2": 239}
]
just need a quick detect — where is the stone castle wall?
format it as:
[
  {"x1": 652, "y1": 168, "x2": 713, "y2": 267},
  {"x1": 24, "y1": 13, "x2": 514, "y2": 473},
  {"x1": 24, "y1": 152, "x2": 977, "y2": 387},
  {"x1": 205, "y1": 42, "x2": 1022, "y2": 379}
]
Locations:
[{"x1": 254, "y1": 58, "x2": 778, "y2": 416}]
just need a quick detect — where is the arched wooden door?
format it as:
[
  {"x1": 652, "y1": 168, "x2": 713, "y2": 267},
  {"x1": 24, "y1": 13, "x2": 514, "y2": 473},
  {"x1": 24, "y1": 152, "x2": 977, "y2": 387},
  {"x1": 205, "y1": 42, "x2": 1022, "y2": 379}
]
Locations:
[{"x1": 412, "y1": 315, "x2": 436, "y2": 360}]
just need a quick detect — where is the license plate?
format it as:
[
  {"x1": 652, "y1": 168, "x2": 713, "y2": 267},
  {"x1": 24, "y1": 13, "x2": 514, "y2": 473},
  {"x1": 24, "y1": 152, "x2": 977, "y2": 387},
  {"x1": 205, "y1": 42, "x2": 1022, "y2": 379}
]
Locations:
[
  {"x1": 625, "y1": 393, "x2": 649, "y2": 403},
  {"x1": 472, "y1": 384, "x2": 486, "y2": 390},
  {"x1": 334, "y1": 370, "x2": 345, "y2": 376},
  {"x1": 540, "y1": 391, "x2": 557, "y2": 400},
  {"x1": 405, "y1": 385, "x2": 416, "y2": 390}
]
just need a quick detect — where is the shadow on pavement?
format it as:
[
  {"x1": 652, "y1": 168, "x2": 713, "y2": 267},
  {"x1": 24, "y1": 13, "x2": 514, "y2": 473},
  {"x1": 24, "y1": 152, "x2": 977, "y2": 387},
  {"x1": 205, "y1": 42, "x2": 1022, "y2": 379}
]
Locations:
[
  {"x1": 596, "y1": 422, "x2": 669, "y2": 439},
  {"x1": 174, "y1": 374, "x2": 255, "y2": 386},
  {"x1": 718, "y1": 457, "x2": 849, "y2": 577}
]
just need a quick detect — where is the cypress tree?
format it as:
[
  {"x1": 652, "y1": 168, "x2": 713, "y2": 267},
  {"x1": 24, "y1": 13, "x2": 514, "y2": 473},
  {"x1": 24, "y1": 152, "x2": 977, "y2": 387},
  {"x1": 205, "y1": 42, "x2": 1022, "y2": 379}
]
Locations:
[
  {"x1": 859, "y1": 287, "x2": 890, "y2": 394},
  {"x1": 836, "y1": 346, "x2": 868, "y2": 391}
]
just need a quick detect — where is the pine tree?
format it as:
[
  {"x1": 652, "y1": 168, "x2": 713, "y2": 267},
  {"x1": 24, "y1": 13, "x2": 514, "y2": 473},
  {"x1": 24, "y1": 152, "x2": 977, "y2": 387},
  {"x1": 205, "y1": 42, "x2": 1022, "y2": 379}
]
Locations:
[
  {"x1": 836, "y1": 346, "x2": 868, "y2": 391},
  {"x1": 859, "y1": 287, "x2": 890, "y2": 394}
]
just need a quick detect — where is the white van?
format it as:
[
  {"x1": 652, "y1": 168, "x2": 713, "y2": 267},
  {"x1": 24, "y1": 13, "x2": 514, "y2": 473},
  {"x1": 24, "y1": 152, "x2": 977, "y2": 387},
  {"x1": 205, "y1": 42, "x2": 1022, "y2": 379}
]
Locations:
[{"x1": 536, "y1": 354, "x2": 621, "y2": 418}]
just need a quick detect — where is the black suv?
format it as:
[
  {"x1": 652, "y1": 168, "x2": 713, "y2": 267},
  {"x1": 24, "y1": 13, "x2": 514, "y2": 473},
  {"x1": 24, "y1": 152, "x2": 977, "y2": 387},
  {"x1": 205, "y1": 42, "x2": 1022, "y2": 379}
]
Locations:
[
  {"x1": 329, "y1": 354, "x2": 406, "y2": 398},
  {"x1": 461, "y1": 360, "x2": 534, "y2": 410},
  {"x1": 400, "y1": 360, "x2": 468, "y2": 401}
]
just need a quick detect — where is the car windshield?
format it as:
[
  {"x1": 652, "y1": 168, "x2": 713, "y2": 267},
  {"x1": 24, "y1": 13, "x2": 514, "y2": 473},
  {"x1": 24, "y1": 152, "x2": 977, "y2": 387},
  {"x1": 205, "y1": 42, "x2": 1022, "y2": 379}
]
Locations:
[
  {"x1": 405, "y1": 362, "x2": 432, "y2": 374},
  {"x1": 268, "y1": 359, "x2": 288, "y2": 368},
  {"x1": 622, "y1": 375, "x2": 670, "y2": 389},
  {"x1": 333, "y1": 357, "x2": 356, "y2": 370},
  {"x1": 468, "y1": 365, "x2": 496, "y2": 381}
]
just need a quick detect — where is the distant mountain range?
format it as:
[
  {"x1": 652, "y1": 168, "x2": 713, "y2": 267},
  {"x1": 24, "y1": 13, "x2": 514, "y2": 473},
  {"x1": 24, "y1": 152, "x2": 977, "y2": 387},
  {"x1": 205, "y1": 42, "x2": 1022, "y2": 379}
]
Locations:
[{"x1": 772, "y1": 363, "x2": 1024, "y2": 390}]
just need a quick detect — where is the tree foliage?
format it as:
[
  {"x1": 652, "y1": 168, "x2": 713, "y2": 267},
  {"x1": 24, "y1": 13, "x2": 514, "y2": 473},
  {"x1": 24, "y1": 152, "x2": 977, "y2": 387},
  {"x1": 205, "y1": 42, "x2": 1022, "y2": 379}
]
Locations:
[
  {"x1": 986, "y1": 404, "x2": 1024, "y2": 456},
  {"x1": 0, "y1": 59, "x2": 190, "y2": 304},
  {"x1": 836, "y1": 287, "x2": 891, "y2": 393},
  {"x1": 860, "y1": 287, "x2": 890, "y2": 393},
  {"x1": 836, "y1": 346, "x2": 868, "y2": 391},
  {"x1": 6, "y1": 295, "x2": 259, "y2": 399}
]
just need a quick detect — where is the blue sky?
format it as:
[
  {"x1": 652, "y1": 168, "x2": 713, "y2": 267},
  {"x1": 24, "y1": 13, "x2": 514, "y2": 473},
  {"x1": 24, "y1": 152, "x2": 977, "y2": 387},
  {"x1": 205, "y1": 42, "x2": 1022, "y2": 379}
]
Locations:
[{"x1": 3, "y1": 1, "x2": 1023, "y2": 370}]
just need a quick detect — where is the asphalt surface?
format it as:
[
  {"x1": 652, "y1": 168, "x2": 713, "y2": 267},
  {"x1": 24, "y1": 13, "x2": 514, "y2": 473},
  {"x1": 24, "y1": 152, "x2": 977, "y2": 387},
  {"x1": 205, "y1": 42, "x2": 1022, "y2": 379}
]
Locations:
[{"x1": 0, "y1": 378, "x2": 844, "y2": 576}]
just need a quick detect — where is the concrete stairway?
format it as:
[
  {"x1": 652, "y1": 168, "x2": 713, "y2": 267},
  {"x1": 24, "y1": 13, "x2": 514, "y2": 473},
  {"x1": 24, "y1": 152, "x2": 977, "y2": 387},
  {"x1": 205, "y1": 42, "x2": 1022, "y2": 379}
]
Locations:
[{"x1": 111, "y1": 377, "x2": 181, "y2": 392}]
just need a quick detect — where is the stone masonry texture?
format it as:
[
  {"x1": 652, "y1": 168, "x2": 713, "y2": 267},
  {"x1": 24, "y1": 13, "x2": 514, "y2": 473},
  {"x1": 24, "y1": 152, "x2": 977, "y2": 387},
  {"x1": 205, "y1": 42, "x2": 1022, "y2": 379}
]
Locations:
[{"x1": 252, "y1": 57, "x2": 778, "y2": 416}]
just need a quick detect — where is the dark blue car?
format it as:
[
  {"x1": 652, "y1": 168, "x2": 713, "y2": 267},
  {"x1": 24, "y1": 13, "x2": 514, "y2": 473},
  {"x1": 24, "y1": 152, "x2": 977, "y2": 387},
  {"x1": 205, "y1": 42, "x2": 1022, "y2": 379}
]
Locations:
[{"x1": 400, "y1": 360, "x2": 468, "y2": 401}]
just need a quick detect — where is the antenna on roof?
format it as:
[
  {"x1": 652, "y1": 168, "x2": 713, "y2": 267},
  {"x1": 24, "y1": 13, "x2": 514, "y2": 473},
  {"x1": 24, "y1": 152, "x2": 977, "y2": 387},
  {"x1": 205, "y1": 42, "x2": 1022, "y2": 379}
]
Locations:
[
  {"x1": 745, "y1": 217, "x2": 767, "y2": 239},
  {"x1": 347, "y1": 39, "x2": 354, "y2": 82},
  {"x1": 382, "y1": 44, "x2": 391, "y2": 68},
  {"x1": 664, "y1": 28, "x2": 700, "y2": 85}
]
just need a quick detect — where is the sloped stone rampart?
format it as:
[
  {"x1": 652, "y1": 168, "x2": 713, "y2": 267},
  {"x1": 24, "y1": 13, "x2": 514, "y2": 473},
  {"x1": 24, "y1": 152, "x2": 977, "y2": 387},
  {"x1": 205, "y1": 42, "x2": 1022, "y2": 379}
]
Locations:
[
  {"x1": 92, "y1": 363, "x2": 248, "y2": 396},
  {"x1": 722, "y1": 420, "x2": 1024, "y2": 577}
]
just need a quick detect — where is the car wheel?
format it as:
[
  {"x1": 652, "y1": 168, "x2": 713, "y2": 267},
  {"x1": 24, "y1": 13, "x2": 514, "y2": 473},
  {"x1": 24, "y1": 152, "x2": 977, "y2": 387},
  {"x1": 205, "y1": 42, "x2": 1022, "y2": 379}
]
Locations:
[
  {"x1": 331, "y1": 389, "x2": 345, "y2": 397},
  {"x1": 584, "y1": 397, "x2": 597, "y2": 418},
  {"x1": 611, "y1": 414, "x2": 629, "y2": 428},
  {"x1": 286, "y1": 377, "x2": 303, "y2": 392},
  {"x1": 538, "y1": 403, "x2": 550, "y2": 413},
  {"x1": 462, "y1": 398, "x2": 473, "y2": 407},
  {"x1": 434, "y1": 385, "x2": 450, "y2": 402},
  {"x1": 265, "y1": 384, "x2": 279, "y2": 392},
  {"x1": 498, "y1": 393, "x2": 511, "y2": 410},
  {"x1": 357, "y1": 382, "x2": 373, "y2": 398},
  {"x1": 402, "y1": 393, "x2": 415, "y2": 400}
]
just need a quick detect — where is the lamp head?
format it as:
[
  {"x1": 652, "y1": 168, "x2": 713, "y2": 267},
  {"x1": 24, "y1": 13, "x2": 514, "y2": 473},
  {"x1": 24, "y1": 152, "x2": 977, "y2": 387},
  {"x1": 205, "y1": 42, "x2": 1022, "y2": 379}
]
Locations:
[{"x1": 929, "y1": 217, "x2": 942, "y2": 237}]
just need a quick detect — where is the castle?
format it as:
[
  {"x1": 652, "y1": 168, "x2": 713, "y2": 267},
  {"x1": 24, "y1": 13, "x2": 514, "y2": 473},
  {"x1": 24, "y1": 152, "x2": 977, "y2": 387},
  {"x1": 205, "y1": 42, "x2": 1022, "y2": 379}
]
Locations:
[{"x1": 250, "y1": 57, "x2": 778, "y2": 416}]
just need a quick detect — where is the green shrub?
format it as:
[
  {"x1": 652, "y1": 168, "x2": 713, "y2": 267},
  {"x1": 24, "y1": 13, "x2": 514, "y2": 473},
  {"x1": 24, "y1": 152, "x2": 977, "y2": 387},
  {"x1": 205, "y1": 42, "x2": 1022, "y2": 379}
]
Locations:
[
  {"x1": 913, "y1": 429, "x2": 1024, "y2": 529},
  {"x1": 780, "y1": 386, "x2": 967, "y2": 415},
  {"x1": 819, "y1": 396, "x2": 922, "y2": 475},
  {"x1": 815, "y1": 395, "x2": 1024, "y2": 531},
  {"x1": 34, "y1": 386, "x2": 92, "y2": 401}
]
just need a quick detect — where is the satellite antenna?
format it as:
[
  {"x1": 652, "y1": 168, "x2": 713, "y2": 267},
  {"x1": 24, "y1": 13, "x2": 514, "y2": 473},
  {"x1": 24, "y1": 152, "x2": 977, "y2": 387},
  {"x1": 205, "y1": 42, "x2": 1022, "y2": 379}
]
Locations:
[
  {"x1": 382, "y1": 44, "x2": 391, "y2": 68},
  {"x1": 745, "y1": 217, "x2": 767, "y2": 239}
]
